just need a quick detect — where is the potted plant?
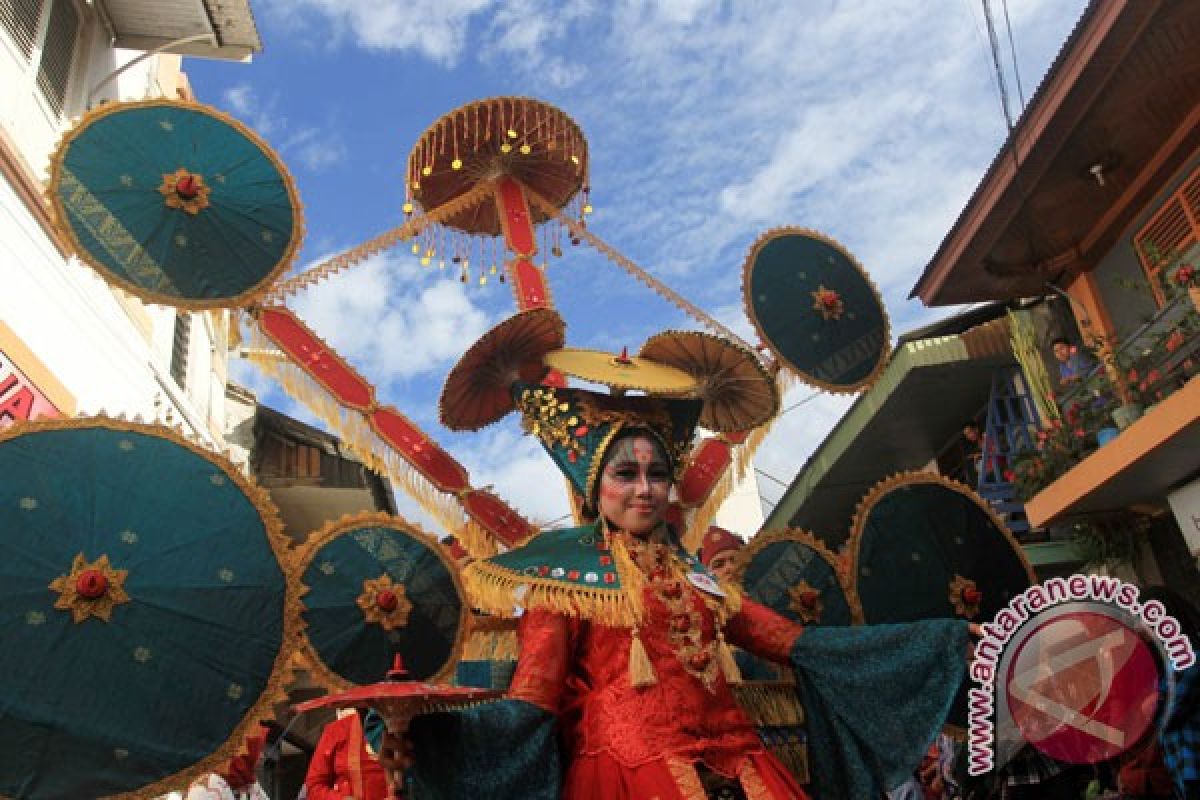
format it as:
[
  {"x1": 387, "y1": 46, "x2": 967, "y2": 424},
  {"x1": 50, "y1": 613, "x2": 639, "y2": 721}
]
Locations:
[{"x1": 1171, "y1": 262, "x2": 1200, "y2": 313}]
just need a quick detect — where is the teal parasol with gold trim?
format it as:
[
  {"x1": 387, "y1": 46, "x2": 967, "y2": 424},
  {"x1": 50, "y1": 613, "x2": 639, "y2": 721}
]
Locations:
[
  {"x1": 0, "y1": 417, "x2": 300, "y2": 800},
  {"x1": 298, "y1": 513, "x2": 468, "y2": 690},
  {"x1": 734, "y1": 529, "x2": 860, "y2": 627},
  {"x1": 742, "y1": 228, "x2": 890, "y2": 394},
  {"x1": 47, "y1": 99, "x2": 303, "y2": 309}
]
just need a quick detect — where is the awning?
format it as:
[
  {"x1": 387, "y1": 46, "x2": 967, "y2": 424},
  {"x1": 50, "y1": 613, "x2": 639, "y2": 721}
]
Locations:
[
  {"x1": 99, "y1": 0, "x2": 262, "y2": 61},
  {"x1": 763, "y1": 317, "x2": 1014, "y2": 543},
  {"x1": 1024, "y1": 378, "x2": 1200, "y2": 527},
  {"x1": 911, "y1": 1, "x2": 1200, "y2": 306}
]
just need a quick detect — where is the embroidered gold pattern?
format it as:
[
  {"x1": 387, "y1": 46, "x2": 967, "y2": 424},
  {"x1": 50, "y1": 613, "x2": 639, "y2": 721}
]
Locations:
[
  {"x1": 810, "y1": 285, "x2": 844, "y2": 320},
  {"x1": 49, "y1": 553, "x2": 131, "y2": 623},
  {"x1": 159, "y1": 167, "x2": 212, "y2": 215},
  {"x1": 949, "y1": 574, "x2": 982, "y2": 619},
  {"x1": 357, "y1": 574, "x2": 414, "y2": 631},
  {"x1": 787, "y1": 579, "x2": 823, "y2": 624},
  {"x1": 516, "y1": 386, "x2": 586, "y2": 462}
]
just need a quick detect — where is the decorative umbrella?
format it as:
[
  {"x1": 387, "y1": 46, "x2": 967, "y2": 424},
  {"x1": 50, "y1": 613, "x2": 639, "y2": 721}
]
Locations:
[
  {"x1": 734, "y1": 530, "x2": 860, "y2": 626},
  {"x1": 439, "y1": 308, "x2": 565, "y2": 431},
  {"x1": 742, "y1": 227, "x2": 890, "y2": 393},
  {"x1": 297, "y1": 513, "x2": 468, "y2": 690},
  {"x1": 845, "y1": 472, "x2": 1035, "y2": 732},
  {"x1": 542, "y1": 347, "x2": 699, "y2": 395},
  {"x1": 293, "y1": 657, "x2": 501, "y2": 799},
  {"x1": 406, "y1": 96, "x2": 588, "y2": 237},
  {"x1": 0, "y1": 417, "x2": 299, "y2": 799},
  {"x1": 639, "y1": 330, "x2": 779, "y2": 432},
  {"x1": 47, "y1": 99, "x2": 303, "y2": 309}
]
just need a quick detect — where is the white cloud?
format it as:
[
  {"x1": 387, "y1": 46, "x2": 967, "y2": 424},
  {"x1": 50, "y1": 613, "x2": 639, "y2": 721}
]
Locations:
[
  {"x1": 217, "y1": 0, "x2": 1088, "y2": 533},
  {"x1": 220, "y1": 85, "x2": 347, "y2": 172},
  {"x1": 262, "y1": 0, "x2": 495, "y2": 65},
  {"x1": 290, "y1": 253, "x2": 492, "y2": 384}
]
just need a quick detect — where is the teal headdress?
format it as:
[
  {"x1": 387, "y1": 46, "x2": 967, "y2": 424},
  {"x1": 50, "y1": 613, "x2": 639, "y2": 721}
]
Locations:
[{"x1": 512, "y1": 381, "x2": 702, "y2": 505}]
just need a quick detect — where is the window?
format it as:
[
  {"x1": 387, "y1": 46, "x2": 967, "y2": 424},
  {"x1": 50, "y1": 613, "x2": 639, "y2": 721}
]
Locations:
[
  {"x1": 0, "y1": 0, "x2": 82, "y2": 118},
  {"x1": 0, "y1": 0, "x2": 42, "y2": 59},
  {"x1": 1134, "y1": 163, "x2": 1200, "y2": 307},
  {"x1": 170, "y1": 313, "x2": 191, "y2": 389}
]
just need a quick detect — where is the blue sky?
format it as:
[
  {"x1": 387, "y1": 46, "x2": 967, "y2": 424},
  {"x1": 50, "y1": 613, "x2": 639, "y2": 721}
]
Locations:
[{"x1": 187, "y1": 0, "x2": 1088, "y2": 531}]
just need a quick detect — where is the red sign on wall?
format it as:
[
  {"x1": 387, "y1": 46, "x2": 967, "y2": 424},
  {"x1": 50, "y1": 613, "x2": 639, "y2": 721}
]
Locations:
[{"x1": 0, "y1": 350, "x2": 61, "y2": 429}]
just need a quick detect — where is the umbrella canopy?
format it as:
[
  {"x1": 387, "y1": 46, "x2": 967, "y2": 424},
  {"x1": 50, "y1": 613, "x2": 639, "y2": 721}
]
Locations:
[
  {"x1": 439, "y1": 308, "x2": 565, "y2": 431},
  {"x1": 47, "y1": 99, "x2": 303, "y2": 309},
  {"x1": 734, "y1": 530, "x2": 860, "y2": 626},
  {"x1": 845, "y1": 472, "x2": 1035, "y2": 731},
  {"x1": 0, "y1": 417, "x2": 299, "y2": 799},
  {"x1": 543, "y1": 347, "x2": 699, "y2": 395},
  {"x1": 742, "y1": 228, "x2": 890, "y2": 394},
  {"x1": 298, "y1": 513, "x2": 468, "y2": 689},
  {"x1": 639, "y1": 330, "x2": 779, "y2": 433}
]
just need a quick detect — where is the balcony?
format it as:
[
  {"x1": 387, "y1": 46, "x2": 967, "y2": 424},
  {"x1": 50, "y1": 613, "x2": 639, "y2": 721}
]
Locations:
[{"x1": 1017, "y1": 291, "x2": 1200, "y2": 527}]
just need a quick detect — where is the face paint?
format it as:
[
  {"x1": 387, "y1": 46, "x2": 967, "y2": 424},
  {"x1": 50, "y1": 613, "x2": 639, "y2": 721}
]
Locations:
[{"x1": 597, "y1": 434, "x2": 671, "y2": 535}]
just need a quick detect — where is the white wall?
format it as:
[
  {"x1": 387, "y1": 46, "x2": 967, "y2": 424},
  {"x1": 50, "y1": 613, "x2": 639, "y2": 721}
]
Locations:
[
  {"x1": 0, "y1": 1, "x2": 226, "y2": 444},
  {"x1": 715, "y1": 463, "x2": 766, "y2": 538}
]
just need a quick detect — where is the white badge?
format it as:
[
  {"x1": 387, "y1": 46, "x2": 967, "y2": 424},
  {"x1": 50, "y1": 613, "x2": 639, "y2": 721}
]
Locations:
[{"x1": 687, "y1": 571, "x2": 725, "y2": 597}]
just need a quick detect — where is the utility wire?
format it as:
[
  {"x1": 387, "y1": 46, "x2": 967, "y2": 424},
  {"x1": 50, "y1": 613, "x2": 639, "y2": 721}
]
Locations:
[{"x1": 1001, "y1": 0, "x2": 1026, "y2": 109}]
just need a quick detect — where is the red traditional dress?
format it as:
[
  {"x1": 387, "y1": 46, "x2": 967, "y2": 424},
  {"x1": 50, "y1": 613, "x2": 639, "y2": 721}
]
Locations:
[
  {"x1": 304, "y1": 712, "x2": 389, "y2": 800},
  {"x1": 476, "y1": 525, "x2": 807, "y2": 799}
]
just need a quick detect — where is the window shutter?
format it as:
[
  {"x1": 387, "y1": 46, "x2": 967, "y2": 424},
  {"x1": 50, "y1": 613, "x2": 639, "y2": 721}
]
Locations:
[
  {"x1": 1134, "y1": 165, "x2": 1200, "y2": 307},
  {"x1": 35, "y1": 0, "x2": 79, "y2": 117},
  {"x1": 0, "y1": 0, "x2": 44, "y2": 60},
  {"x1": 170, "y1": 313, "x2": 191, "y2": 389}
]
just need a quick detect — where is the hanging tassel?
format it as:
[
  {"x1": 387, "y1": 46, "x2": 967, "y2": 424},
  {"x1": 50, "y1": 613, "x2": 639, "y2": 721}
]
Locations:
[
  {"x1": 716, "y1": 632, "x2": 743, "y2": 685},
  {"x1": 629, "y1": 628, "x2": 658, "y2": 688}
]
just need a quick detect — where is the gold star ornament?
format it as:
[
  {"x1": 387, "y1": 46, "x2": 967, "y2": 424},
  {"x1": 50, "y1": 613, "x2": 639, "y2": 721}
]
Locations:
[
  {"x1": 50, "y1": 553, "x2": 131, "y2": 623},
  {"x1": 357, "y1": 575, "x2": 413, "y2": 631}
]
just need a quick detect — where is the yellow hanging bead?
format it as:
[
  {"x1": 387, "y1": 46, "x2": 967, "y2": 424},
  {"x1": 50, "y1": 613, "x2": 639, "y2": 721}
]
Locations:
[
  {"x1": 422, "y1": 165, "x2": 432, "y2": 176},
  {"x1": 439, "y1": 260, "x2": 446, "y2": 270},
  {"x1": 519, "y1": 144, "x2": 531, "y2": 155},
  {"x1": 479, "y1": 275, "x2": 488, "y2": 286},
  {"x1": 411, "y1": 243, "x2": 420, "y2": 254},
  {"x1": 500, "y1": 142, "x2": 513, "y2": 154},
  {"x1": 451, "y1": 158, "x2": 463, "y2": 170},
  {"x1": 506, "y1": 128, "x2": 518, "y2": 139},
  {"x1": 489, "y1": 264, "x2": 497, "y2": 275},
  {"x1": 583, "y1": 204, "x2": 593, "y2": 214},
  {"x1": 410, "y1": 181, "x2": 420, "y2": 190},
  {"x1": 420, "y1": 256, "x2": 431, "y2": 266},
  {"x1": 402, "y1": 202, "x2": 414, "y2": 214}
]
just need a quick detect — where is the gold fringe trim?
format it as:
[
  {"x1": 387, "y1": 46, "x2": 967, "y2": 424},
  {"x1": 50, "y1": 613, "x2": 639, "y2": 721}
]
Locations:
[
  {"x1": 462, "y1": 615, "x2": 519, "y2": 661},
  {"x1": 461, "y1": 560, "x2": 639, "y2": 626},
  {"x1": 607, "y1": 530, "x2": 645, "y2": 624},
  {"x1": 716, "y1": 635, "x2": 743, "y2": 685},
  {"x1": 525, "y1": 187, "x2": 753, "y2": 351},
  {"x1": 628, "y1": 628, "x2": 658, "y2": 688},
  {"x1": 666, "y1": 758, "x2": 707, "y2": 800},
  {"x1": 682, "y1": 399, "x2": 778, "y2": 553},
  {"x1": 0, "y1": 416, "x2": 305, "y2": 800},
  {"x1": 738, "y1": 761, "x2": 774, "y2": 800},
  {"x1": 732, "y1": 681, "x2": 805, "y2": 727},
  {"x1": 46, "y1": 98, "x2": 306, "y2": 312},
  {"x1": 266, "y1": 181, "x2": 494, "y2": 301},
  {"x1": 243, "y1": 323, "x2": 468, "y2": 537},
  {"x1": 456, "y1": 519, "x2": 500, "y2": 559}
]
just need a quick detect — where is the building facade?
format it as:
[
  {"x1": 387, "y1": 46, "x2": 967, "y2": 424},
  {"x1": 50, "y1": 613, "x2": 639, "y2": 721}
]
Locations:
[{"x1": 0, "y1": 0, "x2": 260, "y2": 444}]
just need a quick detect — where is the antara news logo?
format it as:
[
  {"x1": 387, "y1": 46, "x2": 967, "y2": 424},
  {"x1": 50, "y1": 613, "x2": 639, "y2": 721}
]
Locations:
[{"x1": 967, "y1": 574, "x2": 1195, "y2": 775}]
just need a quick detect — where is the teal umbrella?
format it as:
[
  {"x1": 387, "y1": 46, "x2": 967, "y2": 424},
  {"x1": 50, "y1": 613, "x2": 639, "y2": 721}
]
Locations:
[
  {"x1": 734, "y1": 529, "x2": 860, "y2": 627},
  {"x1": 742, "y1": 228, "x2": 890, "y2": 393},
  {"x1": 48, "y1": 99, "x2": 303, "y2": 309},
  {"x1": 299, "y1": 514, "x2": 468, "y2": 689},
  {"x1": 0, "y1": 417, "x2": 299, "y2": 799},
  {"x1": 846, "y1": 472, "x2": 1034, "y2": 730}
]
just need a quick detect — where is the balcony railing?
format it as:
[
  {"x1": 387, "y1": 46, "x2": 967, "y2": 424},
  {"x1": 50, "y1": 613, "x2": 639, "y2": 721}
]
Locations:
[{"x1": 1012, "y1": 291, "x2": 1200, "y2": 504}]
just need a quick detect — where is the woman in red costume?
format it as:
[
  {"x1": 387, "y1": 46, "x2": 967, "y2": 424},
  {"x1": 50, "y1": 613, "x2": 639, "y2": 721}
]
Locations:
[
  {"x1": 390, "y1": 321, "x2": 969, "y2": 800},
  {"x1": 305, "y1": 709, "x2": 388, "y2": 800}
]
